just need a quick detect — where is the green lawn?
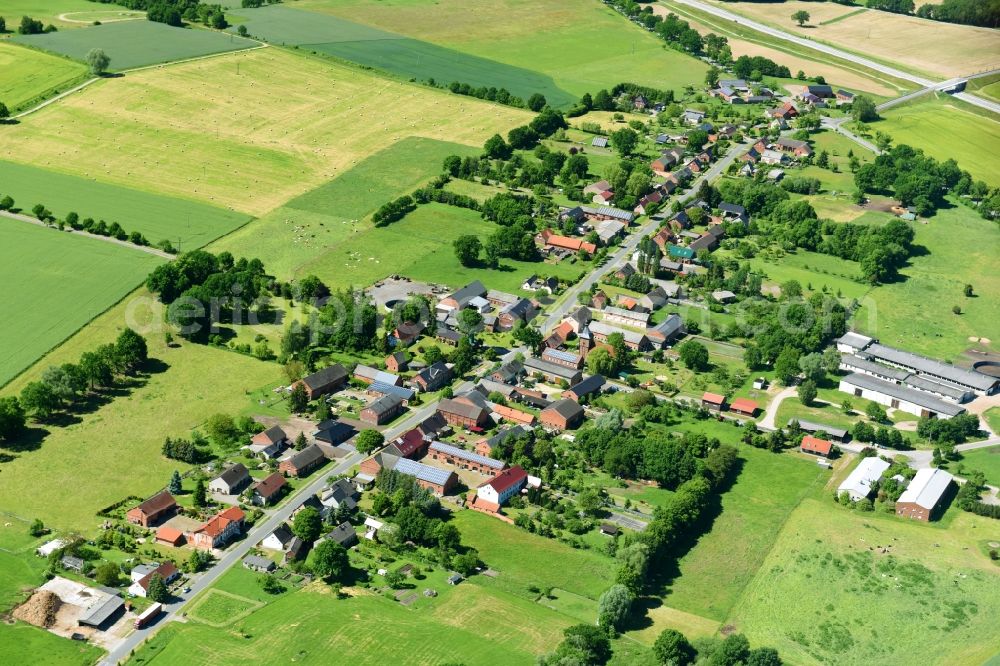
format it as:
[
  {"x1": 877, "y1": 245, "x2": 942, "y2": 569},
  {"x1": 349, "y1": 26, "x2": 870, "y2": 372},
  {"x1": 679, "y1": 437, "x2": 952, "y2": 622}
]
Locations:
[
  {"x1": 959, "y1": 445, "x2": 1000, "y2": 487},
  {"x1": 661, "y1": 445, "x2": 828, "y2": 622},
  {"x1": 187, "y1": 590, "x2": 262, "y2": 626},
  {"x1": 0, "y1": 41, "x2": 87, "y2": 112},
  {"x1": 985, "y1": 408, "x2": 1000, "y2": 437},
  {"x1": 0, "y1": 220, "x2": 164, "y2": 387},
  {"x1": 0, "y1": 0, "x2": 121, "y2": 28},
  {"x1": 875, "y1": 95, "x2": 1000, "y2": 185},
  {"x1": 853, "y1": 201, "x2": 1000, "y2": 360},
  {"x1": 748, "y1": 249, "x2": 872, "y2": 301},
  {"x1": 726, "y1": 499, "x2": 1000, "y2": 666},
  {"x1": 0, "y1": 160, "x2": 251, "y2": 249},
  {"x1": 130, "y1": 577, "x2": 573, "y2": 665},
  {"x1": 13, "y1": 20, "x2": 260, "y2": 71},
  {"x1": 451, "y1": 509, "x2": 615, "y2": 601},
  {"x1": 239, "y1": 0, "x2": 708, "y2": 101},
  {"x1": 0, "y1": 308, "x2": 283, "y2": 531}
]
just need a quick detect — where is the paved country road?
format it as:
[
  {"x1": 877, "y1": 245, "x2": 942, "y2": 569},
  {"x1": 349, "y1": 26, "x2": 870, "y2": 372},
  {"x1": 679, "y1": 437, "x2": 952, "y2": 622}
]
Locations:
[
  {"x1": 541, "y1": 139, "x2": 750, "y2": 334},
  {"x1": 668, "y1": 0, "x2": 1000, "y2": 116}
]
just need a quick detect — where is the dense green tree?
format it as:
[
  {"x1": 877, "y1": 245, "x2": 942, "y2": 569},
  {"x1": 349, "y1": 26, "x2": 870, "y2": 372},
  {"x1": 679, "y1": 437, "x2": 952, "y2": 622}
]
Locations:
[
  {"x1": 94, "y1": 561, "x2": 121, "y2": 587},
  {"x1": 797, "y1": 379, "x2": 818, "y2": 406},
  {"x1": 293, "y1": 506, "x2": 323, "y2": 544},
  {"x1": 0, "y1": 396, "x2": 26, "y2": 442},
  {"x1": 19, "y1": 382, "x2": 60, "y2": 420},
  {"x1": 677, "y1": 340, "x2": 709, "y2": 372},
  {"x1": 168, "y1": 470, "x2": 182, "y2": 494},
  {"x1": 289, "y1": 382, "x2": 308, "y2": 413},
  {"x1": 792, "y1": 10, "x2": 810, "y2": 26},
  {"x1": 453, "y1": 235, "x2": 481, "y2": 267},
  {"x1": 355, "y1": 429, "x2": 385, "y2": 455},
  {"x1": 597, "y1": 584, "x2": 634, "y2": 633},
  {"x1": 146, "y1": 573, "x2": 168, "y2": 603},
  {"x1": 85, "y1": 48, "x2": 110, "y2": 75},
  {"x1": 309, "y1": 540, "x2": 349, "y2": 582},
  {"x1": 610, "y1": 127, "x2": 639, "y2": 156},
  {"x1": 653, "y1": 628, "x2": 696, "y2": 665}
]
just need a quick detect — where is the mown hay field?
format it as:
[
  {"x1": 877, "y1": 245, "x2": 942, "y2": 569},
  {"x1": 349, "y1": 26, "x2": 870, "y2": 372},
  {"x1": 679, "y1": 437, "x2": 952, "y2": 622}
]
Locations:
[
  {"x1": 0, "y1": 221, "x2": 164, "y2": 387},
  {"x1": 261, "y1": 0, "x2": 709, "y2": 98},
  {"x1": 0, "y1": 47, "x2": 531, "y2": 216},
  {"x1": 0, "y1": 160, "x2": 251, "y2": 248},
  {"x1": 13, "y1": 20, "x2": 260, "y2": 71},
  {"x1": 0, "y1": 42, "x2": 86, "y2": 112}
]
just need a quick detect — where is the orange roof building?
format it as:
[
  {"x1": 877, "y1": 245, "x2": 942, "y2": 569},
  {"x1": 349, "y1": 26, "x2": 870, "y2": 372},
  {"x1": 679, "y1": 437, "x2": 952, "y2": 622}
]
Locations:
[
  {"x1": 491, "y1": 404, "x2": 536, "y2": 425},
  {"x1": 701, "y1": 392, "x2": 726, "y2": 409},
  {"x1": 729, "y1": 398, "x2": 759, "y2": 416},
  {"x1": 800, "y1": 435, "x2": 833, "y2": 457},
  {"x1": 154, "y1": 526, "x2": 185, "y2": 547}
]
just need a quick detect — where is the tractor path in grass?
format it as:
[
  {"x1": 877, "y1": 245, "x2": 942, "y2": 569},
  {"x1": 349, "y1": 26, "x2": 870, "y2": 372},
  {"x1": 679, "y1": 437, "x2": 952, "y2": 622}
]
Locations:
[{"x1": 0, "y1": 209, "x2": 174, "y2": 259}]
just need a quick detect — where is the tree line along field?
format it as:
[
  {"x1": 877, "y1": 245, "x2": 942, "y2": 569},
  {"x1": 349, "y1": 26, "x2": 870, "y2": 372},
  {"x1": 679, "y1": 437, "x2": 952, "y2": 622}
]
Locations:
[
  {"x1": 0, "y1": 160, "x2": 251, "y2": 249},
  {"x1": 0, "y1": 309, "x2": 283, "y2": 531},
  {"x1": 0, "y1": 221, "x2": 165, "y2": 387},
  {"x1": 12, "y1": 20, "x2": 260, "y2": 72},
  {"x1": 227, "y1": 4, "x2": 577, "y2": 107},
  {"x1": 705, "y1": 0, "x2": 1000, "y2": 79},
  {"x1": 0, "y1": 47, "x2": 531, "y2": 217},
  {"x1": 0, "y1": 42, "x2": 86, "y2": 113},
  {"x1": 875, "y1": 95, "x2": 1000, "y2": 185},
  {"x1": 241, "y1": 0, "x2": 709, "y2": 100}
]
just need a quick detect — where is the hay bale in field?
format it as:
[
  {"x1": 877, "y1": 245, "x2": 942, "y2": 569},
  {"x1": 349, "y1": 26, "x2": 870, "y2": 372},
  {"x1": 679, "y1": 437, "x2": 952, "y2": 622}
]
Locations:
[{"x1": 13, "y1": 590, "x2": 62, "y2": 628}]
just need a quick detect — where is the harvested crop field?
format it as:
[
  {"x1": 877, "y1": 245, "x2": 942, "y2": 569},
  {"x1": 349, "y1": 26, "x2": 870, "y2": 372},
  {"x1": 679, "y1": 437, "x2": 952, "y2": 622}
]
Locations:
[
  {"x1": 0, "y1": 47, "x2": 531, "y2": 216},
  {"x1": 13, "y1": 20, "x2": 260, "y2": 71},
  {"x1": 711, "y1": 0, "x2": 1000, "y2": 78},
  {"x1": 658, "y1": 2, "x2": 901, "y2": 97}
]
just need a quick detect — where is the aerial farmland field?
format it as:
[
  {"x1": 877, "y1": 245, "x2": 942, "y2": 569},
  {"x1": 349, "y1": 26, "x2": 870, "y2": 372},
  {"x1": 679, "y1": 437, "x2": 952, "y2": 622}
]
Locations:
[
  {"x1": 237, "y1": 0, "x2": 709, "y2": 100},
  {"x1": 0, "y1": 47, "x2": 530, "y2": 216},
  {"x1": 0, "y1": 42, "x2": 86, "y2": 113},
  {"x1": 726, "y1": 499, "x2": 1000, "y2": 666},
  {"x1": 0, "y1": 160, "x2": 251, "y2": 249},
  {"x1": 875, "y1": 96, "x2": 1000, "y2": 185},
  {"x1": 0, "y1": 221, "x2": 164, "y2": 387},
  {"x1": 12, "y1": 20, "x2": 260, "y2": 71}
]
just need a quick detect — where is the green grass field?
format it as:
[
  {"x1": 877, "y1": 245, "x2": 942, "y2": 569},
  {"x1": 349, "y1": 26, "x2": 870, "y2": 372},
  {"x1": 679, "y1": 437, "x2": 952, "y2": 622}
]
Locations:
[
  {"x1": 662, "y1": 445, "x2": 828, "y2": 622},
  {"x1": 228, "y1": 4, "x2": 577, "y2": 107},
  {"x1": 875, "y1": 95, "x2": 1000, "y2": 185},
  {"x1": 0, "y1": 307, "x2": 283, "y2": 530},
  {"x1": 130, "y1": 577, "x2": 573, "y2": 665},
  {"x1": 985, "y1": 408, "x2": 1000, "y2": 437},
  {"x1": 0, "y1": 160, "x2": 251, "y2": 248},
  {"x1": 748, "y1": 249, "x2": 873, "y2": 301},
  {"x1": 726, "y1": 499, "x2": 1000, "y2": 666},
  {"x1": 853, "y1": 201, "x2": 1000, "y2": 360},
  {"x1": 239, "y1": 0, "x2": 708, "y2": 100},
  {"x1": 187, "y1": 590, "x2": 263, "y2": 626},
  {"x1": 13, "y1": 20, "x2": 259, "y2": 71},
  {"x1": 0, "y1": 221, "x2": 164, "y2": 387},
  {"x1": 0, "y1": 41, "x2": 87, "y2": 112},
  {"x1": 959, "y1": 445, "x2": 1000, "y2": 487},
  {"x1": 451, "y1": 509, "x2": 615, "y2": 601}
]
